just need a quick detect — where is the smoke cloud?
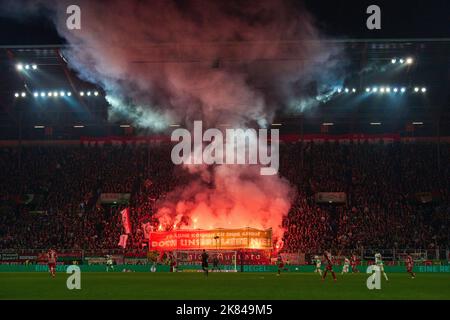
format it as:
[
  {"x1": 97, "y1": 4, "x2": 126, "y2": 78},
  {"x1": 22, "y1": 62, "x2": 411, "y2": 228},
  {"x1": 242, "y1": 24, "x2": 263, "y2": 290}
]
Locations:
[
  {"x1": 2, "y1": 0, "x2": 344, "y2": 245},
  {"x1": 156, "y1": 165, "x2": 294, "y2": 241}
]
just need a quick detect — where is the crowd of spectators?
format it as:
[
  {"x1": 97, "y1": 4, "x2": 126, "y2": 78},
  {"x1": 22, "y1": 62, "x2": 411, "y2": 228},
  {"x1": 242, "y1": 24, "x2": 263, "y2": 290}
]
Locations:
[
  {"x1": 280, "y1": 142, "x2": 449, "y2": 253},
  {"x1": 0, "y1": 141, "x2": 448, "y2": 254}
]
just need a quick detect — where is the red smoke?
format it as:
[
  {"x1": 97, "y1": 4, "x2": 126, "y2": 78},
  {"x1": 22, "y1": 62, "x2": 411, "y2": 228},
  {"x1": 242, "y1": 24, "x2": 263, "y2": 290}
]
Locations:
[{"x1": 156, "y1": 164, "x2": 295, "y2": 242}]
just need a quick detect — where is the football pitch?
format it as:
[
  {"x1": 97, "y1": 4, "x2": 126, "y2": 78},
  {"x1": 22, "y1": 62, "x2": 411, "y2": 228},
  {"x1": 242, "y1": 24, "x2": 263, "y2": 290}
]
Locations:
[{"x1": 0, "y1": 272, "x2": 449, "y2": 300}]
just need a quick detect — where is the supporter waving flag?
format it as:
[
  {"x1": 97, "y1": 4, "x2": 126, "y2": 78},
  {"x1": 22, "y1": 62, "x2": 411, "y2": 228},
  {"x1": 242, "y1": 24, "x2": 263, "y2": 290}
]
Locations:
[
  {"x1": 118, "y1": 234, "x2": 128, "y2": 248},
  {"x1": 142, "y1": 222, "x2": 152, "y2": 239},
  {"x1": 120, "y1": 208, "x2": 132, "y2": 234}
]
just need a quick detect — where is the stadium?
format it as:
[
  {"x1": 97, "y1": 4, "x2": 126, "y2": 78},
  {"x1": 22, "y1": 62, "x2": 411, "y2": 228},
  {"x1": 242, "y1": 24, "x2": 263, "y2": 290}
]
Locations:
[{"x1": 0, "y1": 0, "x2": 449, "y2": 302}]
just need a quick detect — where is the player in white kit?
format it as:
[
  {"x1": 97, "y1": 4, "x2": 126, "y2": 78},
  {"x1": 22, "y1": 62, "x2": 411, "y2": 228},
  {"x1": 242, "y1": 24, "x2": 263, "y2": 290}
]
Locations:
[
  {"x1": 106, "y1": 255, "x2": 114, "y2": 272},
  {"x1": 341, "y1": 257, "x2": 350, "y2": 274},
  {"x1": 375, "y1": 253, "x2": 389, "y2": 281},
  {"x1": 314, "y1": 255, "x2": 322, "y2": 276}
]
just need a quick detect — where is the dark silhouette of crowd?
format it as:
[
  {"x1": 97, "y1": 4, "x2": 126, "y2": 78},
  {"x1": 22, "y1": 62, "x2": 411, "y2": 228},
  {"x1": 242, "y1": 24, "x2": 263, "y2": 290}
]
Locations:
[{"x1": 0, "y1": 141, "x2": 448, "y2": 254}]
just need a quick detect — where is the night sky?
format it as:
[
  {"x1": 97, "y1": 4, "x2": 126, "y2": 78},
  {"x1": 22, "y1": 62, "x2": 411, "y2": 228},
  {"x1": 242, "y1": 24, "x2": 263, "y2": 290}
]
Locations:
[{"x1": 0, "y1": 0, "x2": 449, "y2": 45}]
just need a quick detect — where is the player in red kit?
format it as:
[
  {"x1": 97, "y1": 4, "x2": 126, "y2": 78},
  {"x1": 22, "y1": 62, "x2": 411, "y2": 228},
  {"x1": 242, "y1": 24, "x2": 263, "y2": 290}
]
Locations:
[
  {"x1": 322, "y1": 251, "x2": 337, "y2": 281},
  {"x1": 405, "y1": 255, "x2": 416, "y2": 279},
  {"x1": 351, "y1": 254, "x2": 359, "y2": 273},
  {"x1": 47, "y1": 249, "x2": 57, "y2": 278}
]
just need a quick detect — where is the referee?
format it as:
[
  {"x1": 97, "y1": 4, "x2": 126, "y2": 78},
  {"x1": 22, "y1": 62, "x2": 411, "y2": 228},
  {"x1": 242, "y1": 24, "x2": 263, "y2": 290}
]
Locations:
[{"x1": 201, "y1": 249, "x2": 209, "y2": 277}]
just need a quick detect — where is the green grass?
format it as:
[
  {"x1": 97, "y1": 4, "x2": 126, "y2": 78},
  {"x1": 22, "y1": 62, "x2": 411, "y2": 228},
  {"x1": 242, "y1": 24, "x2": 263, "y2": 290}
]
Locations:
[{"x1": 0, "y1": 272, "x2": 449, "y2": 300}]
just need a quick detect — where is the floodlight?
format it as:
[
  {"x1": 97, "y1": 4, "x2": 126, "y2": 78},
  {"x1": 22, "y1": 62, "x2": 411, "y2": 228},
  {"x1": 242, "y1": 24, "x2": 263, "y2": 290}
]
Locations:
[
  {"x1": 406, "y1": 58, "x2": 413, "y2": 65},
  {"x1": 94, "y1": 91, "x2": 99, "y2": 96},
  {"x1": 67, "y1": 92, "x2": 72, "y2": 96},
  {"x1": 421, "y1": 87, "x2": 426, "y2": 93},
  {"x1": 25, "y1": 64, "x2": 30, "y2": 70},
  {"x1": 391, "y1": 59, "x2": 396, "y2": 64},
  {"x1": 414, "y1": 87, "x2": 419, "y2": 92},
  {"x1": 21, "y1": 92, "x2": 26, "y2": 97},
  {"x1": 399, "y1": 59, "x2": 405, "y2": 64},
  {"x1": 401, "y1": 87, "x2": 406, "y2": 93},
  {"x1": 48, "y1": 92, "x2": 53, "y2": 97},
  {"x1": 60, "y1": 91, "x2": 65, "y2": 96},
  {"x1": 33, "y1": 92, "x2": 39, "y2": 97},
  {"x1": 14, "y1": 92, "x2": 19, "y2": 98},
  {"x1": 372, "y1": 87, "x2": 378, "y2": 93},
  {"x1": 32, "y1": 64, "x2": 37, "y2": 70},
  {"x1": 80, "y1": 91, "x2": 85, "y2": 96},
  {"x1": 87, "y1": 91, "x2": 91, "y2": 96},
  {"x1": 40, "y1": 92, "x2": 46, "y2": 97},
  {"x1": 16, "y1": 64, "x2": 23, "y2": 71},
  {"x1": 365, "y1": 87, "x2": 371, "y2": 93},
  {"x1": 393, "y1": 88, "x2": 398, "y2": 93}
]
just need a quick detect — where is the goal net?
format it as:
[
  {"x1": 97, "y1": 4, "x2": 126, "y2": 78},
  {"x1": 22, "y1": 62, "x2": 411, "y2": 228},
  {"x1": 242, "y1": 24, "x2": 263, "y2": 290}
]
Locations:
[{"x1": 174, "y1": 250, "x2": 238, "y2": 272}]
